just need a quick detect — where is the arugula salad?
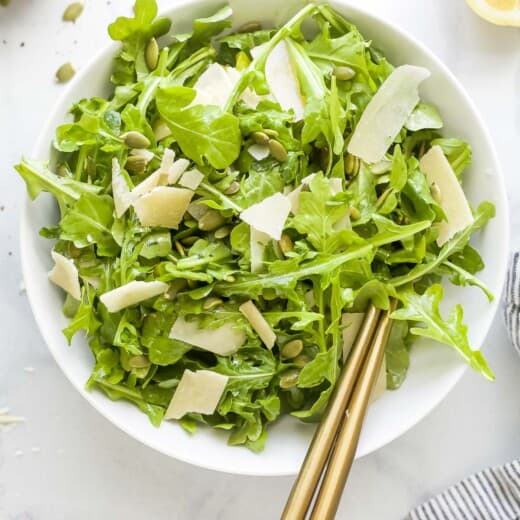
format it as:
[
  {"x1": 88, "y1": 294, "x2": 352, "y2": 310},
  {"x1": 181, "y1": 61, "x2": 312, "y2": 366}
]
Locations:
[{"x1": 16, "y1": 0, "x2": 495, "y2": 451}]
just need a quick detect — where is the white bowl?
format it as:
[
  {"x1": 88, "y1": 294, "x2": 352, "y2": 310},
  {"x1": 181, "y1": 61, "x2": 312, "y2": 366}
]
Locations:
[{"x1": 20, "y1": 0, "x2": 509, "y2": 476}]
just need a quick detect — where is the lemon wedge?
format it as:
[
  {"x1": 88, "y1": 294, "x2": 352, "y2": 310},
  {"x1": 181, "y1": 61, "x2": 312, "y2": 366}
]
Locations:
[{"x1": 466, "y1": 0, "x2": 520, "y2": 26}]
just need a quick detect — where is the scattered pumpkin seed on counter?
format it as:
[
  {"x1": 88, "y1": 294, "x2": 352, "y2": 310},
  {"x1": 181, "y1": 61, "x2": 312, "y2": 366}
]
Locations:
[
  {"x1": 55, "y1": 62, "x2": 76, "y2": 83},
  {"x1": 62, "y1": 2, "x2": 84, "y2": 22}
]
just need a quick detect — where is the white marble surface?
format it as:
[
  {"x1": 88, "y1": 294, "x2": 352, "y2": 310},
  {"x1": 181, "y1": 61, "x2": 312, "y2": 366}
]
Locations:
[{"x1": 1, "y1": 1, "x2": 519, "y2": 518}]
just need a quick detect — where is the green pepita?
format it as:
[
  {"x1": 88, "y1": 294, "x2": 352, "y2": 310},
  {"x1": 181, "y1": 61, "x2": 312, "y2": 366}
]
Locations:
[
  {"x1": 252, "y1": 131, "x2": 270, "y2": 145},
  {"x1": 264, "y1": 129, "x2": 279, "y2": 138},
  {"x1": 268, "y1": 139, "x2": 288, "y2": 162},
  {"x1": 198, "y1": 210, "x2": 225, "y2": 232},
  {"x1": 174, "y1": 240, "x2": 185, "y2": 257},
  {"x1": 214, "y1": 225, "x2": 231, "y2": 239},
  {"x1": 122, "y1": 131, "x2": 151, "y2": 149},
  {"x1": 56, "y1": 62, "x2": 76, "y2": 83},
  {"x1": 349, "y1": 206, "x2": 361, "y2": 220},
  {"x1": 203, "y1": 297, "x2": 223, "y2": 310},
  {"x1": 128, "y1": 355, "x2": 150, "y2": 369},
  {"x1": 238, "y1": 21, "x2": 262, "y2": 33},
  {"x1": 223, "y1": 181, "x2": 240, "y2": 195},
  {"x1": 125, "y1": 155, "x2": 147, "y2": 174},
  {"x1": 344, "y1": 153, "x2": 360, "y2": 176},
  {"x1": 281, "y1": 339, "x2": 303, "y2": 360},
  {"x1": 278, "y1": 234, "x2": 293, "y2": 255},
  {"x1": 293, "y1": 354, "x2": 311, "y2": 369},
  {"x1": 181, "y1": 235, "x2": 199, "y2": 246},
  {"x1": 145, "y1": 37, "x2": 159, "y2": 70},
  {"x1": 430, "y1": 182, "x2": 442, "y2": 204},
  {"x1": 62, "y1": 2, "x2": 83, "y2": 22},
  {"x1": 333, "y1": 65, "x2": 356, "y2": 81},
  {"x1": 280, "y1": 369, "x2": 300, "y2": 389}
]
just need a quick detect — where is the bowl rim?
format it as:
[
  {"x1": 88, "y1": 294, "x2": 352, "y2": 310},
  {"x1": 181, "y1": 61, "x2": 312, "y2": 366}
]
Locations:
[{"x1": 19, "y1": 0, "x2": 510, "y2": 476}]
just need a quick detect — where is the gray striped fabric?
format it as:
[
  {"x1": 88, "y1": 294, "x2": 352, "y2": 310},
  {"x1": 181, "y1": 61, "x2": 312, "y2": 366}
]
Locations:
[
  {"x1": 408, "y1": 254, "x2": 520, "y2": 519},
  {"x1": 409, "y1": 460, "x2": 520, "y2": 519}
]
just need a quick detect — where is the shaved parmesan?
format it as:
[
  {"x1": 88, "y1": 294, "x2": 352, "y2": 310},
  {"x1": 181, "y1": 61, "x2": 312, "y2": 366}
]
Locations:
[
  {"x1": 240, "y1": 193, "x2": 291, "y2": 240},
  {"x1": 100, "y1": 281, "x2": 168, "y2": 313},
  {"x1": 169, "y1": 316, "x2": 245, "y2": 356},
  {"x1": 161, "y1": 148, "x2": 175, "y2": 171},
  {"x1": 133, "y1": 186, "x2": 193, "y2": 229},
  {"x1": 342, "y1": 313, "x2": 365, "y2": 360},
  {"x1": 225, "y1": 66, "x2": 265, "y2": 108},
  {"x1": 192, "y1": 63, "x2": 233, "y2": 109},
  {"x1": 248, "y1": 144, "x2": 270, "y2": 161},
  {"x1": 419, "y1": 145, "x2": 474, "y2": 246},
  {"x1": 167, "y1": 158, "x2": 190, "y2": 185},
  {"x1": 165, "y1": 369, "x2": 228, "y2": 420},
  {"x1": 0, "y1": 415, "x2": 25, "y2": 425},
  {"x1": 153, "y1": 119, "x2": 171, "y2": 141},
  {"x1": 178, "y1": 169, "x2": 204, "y2": 190},
  {"x1": 112, "y1": 159, "x2": 133, "y2": 218},
  {"x1": 131, "y1": 169, "x2": 169, "y2": 199},
  {"x1": 287, "y1": 174, "x2": 316, "y2": 214},
  {"x1": 251, "y1": 40, "x2": 305, "y2": 120},
  {"x1": 239, "y1": 300, "x2": 276, "y2": 349},
  {"x1": 250, "y1": 228, "x2": 271, "y2": 273},
  {"x1": 48, "y1": 251, "x2": 81, "y2": 300},
  {"x1": 348, "y1": 65, "x2": 430, "y2": 163}
]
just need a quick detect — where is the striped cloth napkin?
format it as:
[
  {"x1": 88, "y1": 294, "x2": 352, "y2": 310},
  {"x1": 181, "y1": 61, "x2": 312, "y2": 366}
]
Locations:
[{"x1": 409, "y1": 254, "x2": 520, "y2": 519}]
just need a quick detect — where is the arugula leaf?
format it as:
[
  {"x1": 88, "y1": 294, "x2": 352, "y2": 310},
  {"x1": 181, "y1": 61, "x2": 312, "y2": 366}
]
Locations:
[
  {"x1": 431, "y1": 138, "x2": 472, "y2": 176},
  {"x1": 392, "y1": 284, "x2": 494, "y2": 380}
]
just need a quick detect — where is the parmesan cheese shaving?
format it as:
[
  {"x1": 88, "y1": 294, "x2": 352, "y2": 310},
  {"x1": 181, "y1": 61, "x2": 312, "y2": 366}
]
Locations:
[
  {"x1": 48, "y1": 251, "x2": 81, "y2": 300},
  {"x1": 133, "y1": 186, "x2": 193, "y2": 229},
  {"x1": 178, "y1": 169, "x2": 204, "y2": 190},
  {"x1": 239, "y1": 300, "x2": 276, "y2": 349},
  {"x1": 165, "y1": 369, "x2": 229, "y2": 420},
  {"x1": 100, "y1": 280, "x2": 169, "y2": 313},
  {"x1": 419, "y1": 145, "x2": 474, "y2": 246},
  {"x1": 348, "y1": 65, "x2": 431, "y2": 163},
  {"x1": 169, "y1": 316, "x2": 245, "y2": 356},
  {"x1": 248, "y1": 144, "x2": 270, "y2": 161},
  {"x1": 240, "y1": 192, "x2": 291, "y2": 240},
  {"x1": 112, "y1": 158, "x2": 132, "y2": 218}
]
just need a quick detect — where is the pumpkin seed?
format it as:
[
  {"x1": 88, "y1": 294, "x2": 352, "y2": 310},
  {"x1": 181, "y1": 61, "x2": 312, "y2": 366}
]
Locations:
[
  {"x1": 293, "y1": 354, "x2": 311, "y2": 369},
  {"x1": 281, "y1": 339, "x2": 303, "y2": 360},
  {"x1": 278, "y1": 234, "x2": 293, "y2": 255},
  {"x1": 214, "y1": 225, "x2": 231, "y2": 239},
  {"x1": 125, "y1": 155, "x2": 147, "y2": 174},
  {"x1": 56, "y1": 62, "x2": 76, "y2": 83},
  {"x1": 333, "y1": 65, "x2": 356, "y2": 81},
  {"x1": 122, "y1": 131, "x2": 150, "y2": 149},
  {"x1": 344, "y1": 153, "x2": 360, "y2": 176},
  {"x1": 430, "y1": 182, "x2": 442, "y2": 204},
  {"x1": 128, "y1": 355, "x2": 150, "y2": 369},
  {"x1": 264, "y1": 128, "x2": 279, "y2": 138},
  {"x1": 376, "y1": 188, "x2": 393, "y2": 209},
  {"x1": 174, "y1": 240, "x2": 185, "y2": 257},
  {"x1": 198, "y1": 210, "x2": 225, "y2": 231},
  {"x1": 145, "y1": 37, "x2": 159, "y2": 70},
  {"x1": 203, "y1": 297, "x2": 223, "y2": 310},
  {"x1": 183, "y1": 219, "x2": 198, "y2": 229},
  {"x1": 268, "y1": 139, "x2": 288, "y2": 162},
  {"x1": 238, "y1": 21, "x2": 262, "y2": 33},
  {"x1": 280, "y1": 369, "x2": 300, "y2": 389},
  {"x1": 223, "y1": 181, "x2": 240, "y2": 195},
  {"x1": 57, "y1": 163, "x2": 69, "y2": 177},
  {"x1": 62, "y1": 2, "x2": 83, "y2": 22},
  {"x1": 181, "y1": 235, "x2": 199, "y2": 246},
  {"x1": 349, "y1": 206, "x2": 361, "y2": 220},
  {"x1": 252, "y1": 131, "x2": 269, "y2": 145}
]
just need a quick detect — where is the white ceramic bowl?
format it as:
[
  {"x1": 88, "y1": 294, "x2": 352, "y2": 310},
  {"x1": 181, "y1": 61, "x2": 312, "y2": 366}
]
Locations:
[{"x1": 20, "y1": 0, "x2": 509, "y2": 476}]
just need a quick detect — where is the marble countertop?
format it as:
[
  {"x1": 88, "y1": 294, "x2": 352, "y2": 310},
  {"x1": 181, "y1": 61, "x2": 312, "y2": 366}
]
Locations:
[{"x1": 1, "y1": 1, "x2": 520, "y2": 518}]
